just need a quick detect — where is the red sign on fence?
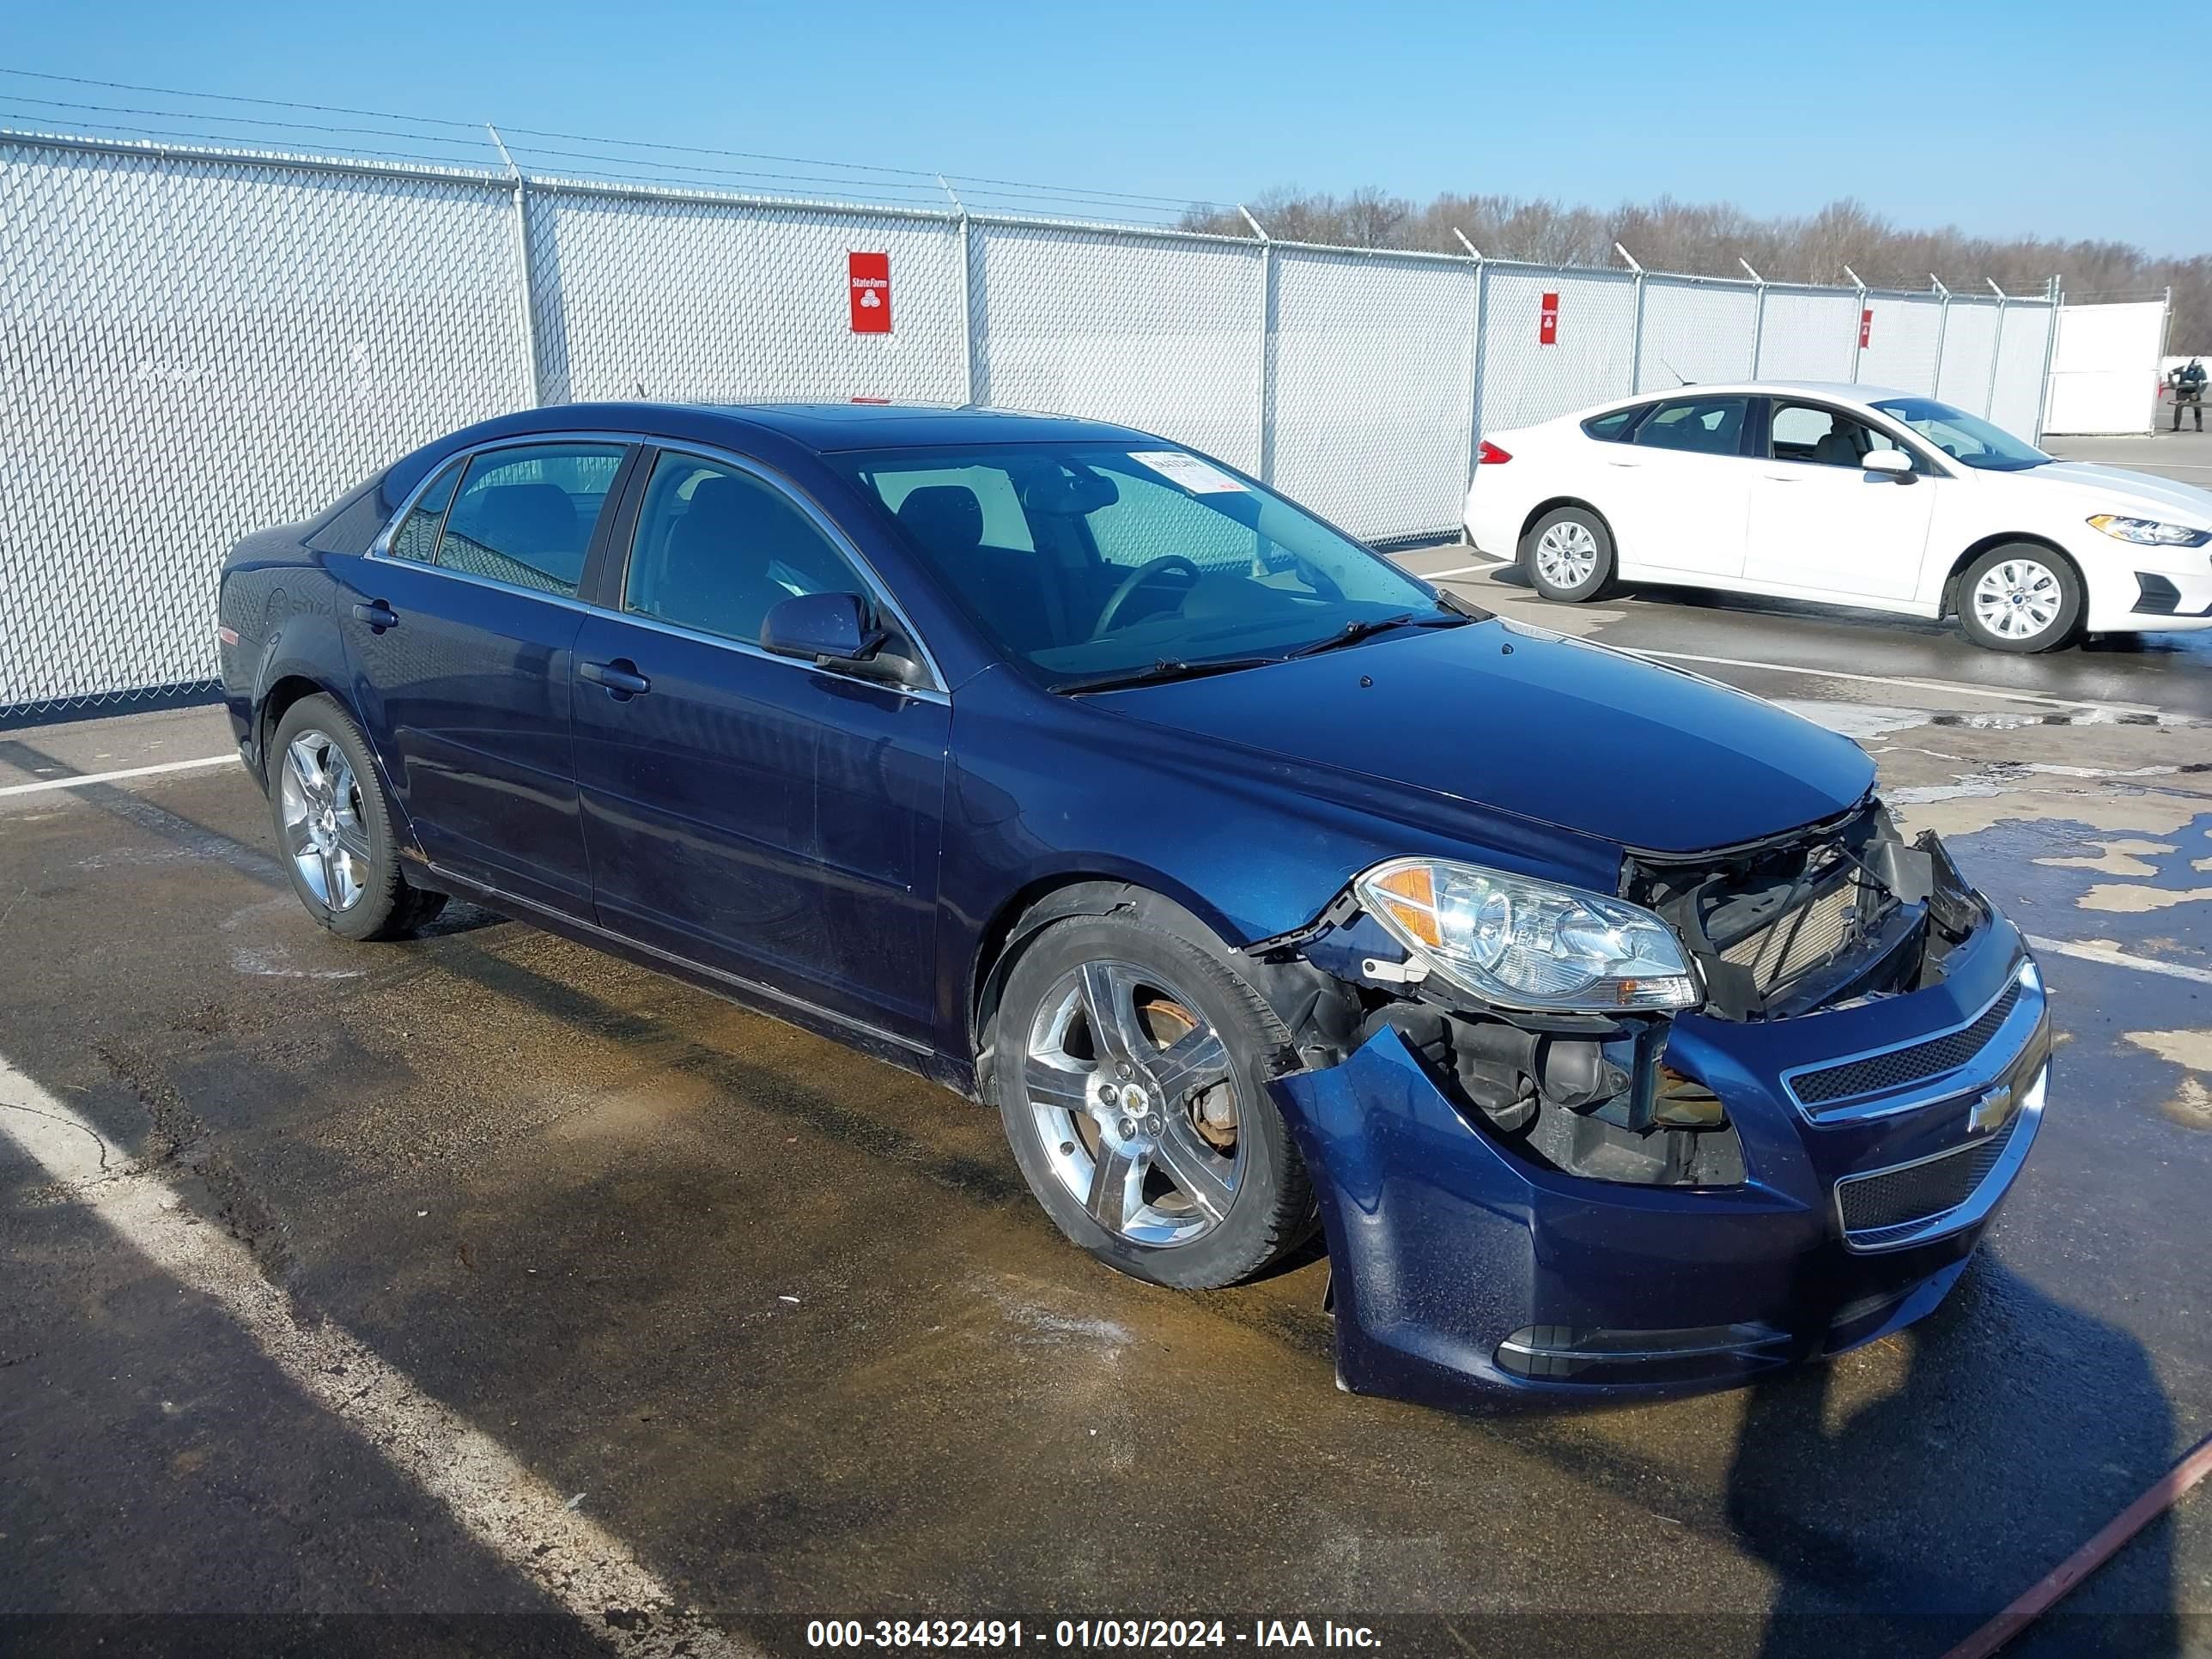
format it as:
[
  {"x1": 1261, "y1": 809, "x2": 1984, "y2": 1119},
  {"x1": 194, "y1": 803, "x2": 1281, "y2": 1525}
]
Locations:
[
  {"x1": 1859, "y1": 307, "x2": 1873, "y2": 348},
  {"x1": 1539, "y1": 291, "x2": 1559, "y2": 345},
  {"x1": 848, "y1": 252, "x2": 891, "y2": 333}
]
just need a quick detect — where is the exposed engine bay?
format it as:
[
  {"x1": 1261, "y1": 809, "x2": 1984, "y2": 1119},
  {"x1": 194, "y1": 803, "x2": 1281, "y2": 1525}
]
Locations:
[{"x1": 1245, "y1": 798, "x2": 1990, "y2": 1189}]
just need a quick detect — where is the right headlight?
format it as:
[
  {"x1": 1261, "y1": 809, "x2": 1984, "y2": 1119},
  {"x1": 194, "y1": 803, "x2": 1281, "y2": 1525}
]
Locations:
[
  {"x1": 1356, "y1": 857, "x2": 1700, "y2": 1012},
  {"x1": 2087, "y1": 514, "x2": 2211, "y2": 548}
]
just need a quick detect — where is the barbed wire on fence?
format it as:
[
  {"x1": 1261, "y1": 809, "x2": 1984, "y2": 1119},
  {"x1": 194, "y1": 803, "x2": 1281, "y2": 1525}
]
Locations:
[{"x1": 0, "y1": 76, "x2": 2068, "y2": 720}]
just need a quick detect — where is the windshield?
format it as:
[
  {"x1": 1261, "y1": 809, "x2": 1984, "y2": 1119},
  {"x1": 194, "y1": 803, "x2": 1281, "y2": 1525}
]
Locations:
[
  {"x1": 1869, "y1": 397, "x2": 2051, "y2": 471},
  {"x1": 836, "y1": 442, "x2": 1449, "y2": 686}
]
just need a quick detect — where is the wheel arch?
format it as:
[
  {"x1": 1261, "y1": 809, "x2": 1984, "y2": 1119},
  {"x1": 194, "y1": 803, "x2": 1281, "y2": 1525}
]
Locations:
[
  {"x1": 1939, "y1": 532, "x2": 2084, "y2": 619},
  {"x1": 256, "y1": 671, "x2": 425, "y2": 859},
  {"x1": 255, "y1": 672, "x2": 344, "y2": 786},
  {"x1": 963, "y1": 869, "x2": 1347, "y2": 1106},
  {"x1": 968, "y1": 876, "x2": 1234, "y2": 1079},
  {"x1": 1517, "y1": 496, "x2": 1617, "y2": 558}
]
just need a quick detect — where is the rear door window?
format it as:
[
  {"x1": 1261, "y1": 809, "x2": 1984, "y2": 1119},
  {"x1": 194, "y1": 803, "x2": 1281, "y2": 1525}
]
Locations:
[
  {"x1": 434, "y1": 443, "x2": 629, "y2": 598},
  {"x1": 1634, "y1": 396, "x2": 1751, "y2": 456}
]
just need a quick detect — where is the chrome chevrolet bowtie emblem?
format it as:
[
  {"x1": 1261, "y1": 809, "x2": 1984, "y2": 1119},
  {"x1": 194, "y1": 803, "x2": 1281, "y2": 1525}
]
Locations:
[{"x1": 1967, "y1": 1082, "x2": 2016, "y2": 1136}]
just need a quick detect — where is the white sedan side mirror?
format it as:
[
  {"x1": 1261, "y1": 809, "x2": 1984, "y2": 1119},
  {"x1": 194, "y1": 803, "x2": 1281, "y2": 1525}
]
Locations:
[{"x1": 1862, "y1": 450, "x2": 1913, "y2": 478}]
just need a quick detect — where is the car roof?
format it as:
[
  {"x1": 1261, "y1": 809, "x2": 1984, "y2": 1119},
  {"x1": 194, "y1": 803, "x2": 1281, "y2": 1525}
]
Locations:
[
  {"x1": 490, "y1": 400, "x2": 1158, "y2": 453},
  {"x1": 1598, "y1": 380, "x2": 1913, "y2": 406},
  {"x1": 377, "y1": 401, "x2": 1170, "y2": 515}
]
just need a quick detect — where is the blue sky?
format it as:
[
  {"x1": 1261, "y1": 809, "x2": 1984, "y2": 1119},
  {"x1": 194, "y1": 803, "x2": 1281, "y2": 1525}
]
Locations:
[{"x1": 4, "y1": 1, "x2": 2204, "y2": 253}]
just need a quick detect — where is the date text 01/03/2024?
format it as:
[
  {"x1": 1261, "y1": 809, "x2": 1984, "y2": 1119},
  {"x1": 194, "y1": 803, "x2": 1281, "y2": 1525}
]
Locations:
[{"x1": 804, "y1": 1620, "x2": 1382, "y2": 1650}]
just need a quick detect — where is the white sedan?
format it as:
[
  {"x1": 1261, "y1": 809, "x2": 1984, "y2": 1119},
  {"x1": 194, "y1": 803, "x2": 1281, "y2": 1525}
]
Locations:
[{"x1": 1462, "y1": 381, "x2": 2212, "y2": 651}]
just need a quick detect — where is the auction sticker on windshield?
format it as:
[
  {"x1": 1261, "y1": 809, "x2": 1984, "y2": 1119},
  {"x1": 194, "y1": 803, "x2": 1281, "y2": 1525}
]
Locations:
[{"x1": 1131, "y1": 451, "x2": 1247, "y2": 493}]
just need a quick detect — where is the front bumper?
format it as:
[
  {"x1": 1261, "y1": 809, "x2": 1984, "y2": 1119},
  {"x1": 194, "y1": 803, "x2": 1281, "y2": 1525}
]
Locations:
[
  {"x1": 2080, "y1": 538, "x2": 2212, "y2": 631},
  {"x1": 1271, "y1": 909, "x2": 2048, "y2": 1407}
]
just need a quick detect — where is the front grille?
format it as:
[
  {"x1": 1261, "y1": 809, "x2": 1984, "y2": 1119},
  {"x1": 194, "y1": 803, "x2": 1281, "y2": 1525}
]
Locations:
[
  {"x1": 1836, "y1": 1109, "x2": 2024, "y2": 1245},
  {"x1": 1717, "y1": 872, "x2": 1872, "y2": 995},
  {"x1": 1791, "y1": 983, "x2": 2021, "y2": 1111}
]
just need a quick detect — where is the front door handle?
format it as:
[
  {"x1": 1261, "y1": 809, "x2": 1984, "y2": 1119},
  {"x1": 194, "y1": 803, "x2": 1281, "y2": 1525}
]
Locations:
[
  {"x1": 580, "y1": 659, "x2": 651, "y2": 697},
  {"x1": 351, "y1": 600, "x2": 399, "y2": 631}
]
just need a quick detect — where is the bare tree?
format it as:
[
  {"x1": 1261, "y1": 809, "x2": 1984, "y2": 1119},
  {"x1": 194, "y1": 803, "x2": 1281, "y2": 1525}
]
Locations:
[{"x1": 1181, "y1": 187, "x2": 2206, "y2": 348}]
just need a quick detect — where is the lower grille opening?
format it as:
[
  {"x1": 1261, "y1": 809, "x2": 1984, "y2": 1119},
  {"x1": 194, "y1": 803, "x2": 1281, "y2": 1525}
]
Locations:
[
  {"x1": 1497, "y1": 1321, "x2": 1791, "y2": 1385},
  {"x1": 1836, "y1": 1108, "x2": 2027, "y2": 1247}
]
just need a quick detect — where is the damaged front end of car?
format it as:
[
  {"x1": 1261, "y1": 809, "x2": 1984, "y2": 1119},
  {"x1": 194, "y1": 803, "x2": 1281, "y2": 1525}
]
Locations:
[{"x1": 1243, "y1": 797, "x2": 2051, "y2": 1407}]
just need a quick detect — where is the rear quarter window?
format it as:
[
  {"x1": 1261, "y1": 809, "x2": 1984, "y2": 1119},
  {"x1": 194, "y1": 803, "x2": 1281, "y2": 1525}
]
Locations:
[{"x1": 1581, "y1": 406, "x2": 1645, "y2": 442}]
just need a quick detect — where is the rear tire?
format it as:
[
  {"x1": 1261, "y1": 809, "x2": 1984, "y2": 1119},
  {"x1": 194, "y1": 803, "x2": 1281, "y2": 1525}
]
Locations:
[
  {"x1": 1522, "y1": 506, "x2": 1617, "y2": 602},
  {"x1": 1955, "y1": 544, "x2": 2082, "y2": 653},
  {"x1": 992, "y1": 911, "x2": 1316, "y2": 1290},
  {"x1": 267, "y1": 694, "x2": 447, "y2": 941}
]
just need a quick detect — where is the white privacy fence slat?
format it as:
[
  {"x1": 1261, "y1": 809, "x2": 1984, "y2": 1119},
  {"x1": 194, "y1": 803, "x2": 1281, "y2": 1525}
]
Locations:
[
  {"x1": 0, "y1": 131, "x2": 2068, "y2": 715},
  {"x1": 1637, "y1": 278, "x2": 1759, "y2": 390},
  {"x1": 1753, "y1": 289, "x2": 1861, "y2": 383},
  {"x1": 1269, "y1": 246, "x2": 1477, "y2": 540},
  {"x1": 1857, "y1": 292, "x2": 1947, "y2": 396}
]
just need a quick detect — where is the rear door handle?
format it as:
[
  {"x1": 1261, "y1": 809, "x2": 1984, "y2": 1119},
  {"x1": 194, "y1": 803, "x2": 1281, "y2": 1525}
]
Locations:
[
  {"x1": 580, "y1": 659, "x2": 651, "y2": 697},
  {"x1": 350, "y1": 600, "x2": 398, "y2": 630}
]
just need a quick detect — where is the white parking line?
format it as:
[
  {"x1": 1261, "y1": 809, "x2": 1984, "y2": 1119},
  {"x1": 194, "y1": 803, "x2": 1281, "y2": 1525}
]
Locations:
[
  {"x1": 1410, "y1": 558, "x2": 1504, "y2": 580},
  {"x1": 0, "y1": 1051, "x2": 740, "y2": 1658},
  {"x1": 0, "y1": 753, "x2": 239, "y2": 798},
  {"x1": 1616, "y1": 649, "x2": 2162, "y2": 718},
  {"x1": 2025, "y1": 935, "x2": 2212, "y2": 988}
]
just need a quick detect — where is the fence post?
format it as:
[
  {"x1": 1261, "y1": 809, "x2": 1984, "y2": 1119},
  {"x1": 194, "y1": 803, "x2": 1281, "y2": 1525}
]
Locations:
[
  {"x1": 1241, "y1": 205, "x2": 1274, "y2": 484},
  {"x1": 1741, "y1": 259, "x2": 1767, "y2": 378},
  {"x1": 2033, "y1": 276, "x2": 2063, "y2": 443},
  {"x1": 1619, "y1": 243, "x2": 1646, "y2": 392},
  {"x1": 1983, "y1": 279, "x2": 2008, "y2": 418},
  {"x1": 1455, "y1": 228, "x2": 1487, "y2": 495},
  {"x1": 940, "y1": 177, "x2": 976, "y2": 406},
  {"x1": 1844, "y1": 265, "x2": 1867, "y2": 383},
  {"x1": 1929, "y1": 276, "x2": 1953, "y2": 398},
  {"x1": 486, "y1": 124, "x2": 546, "y2": 407}
]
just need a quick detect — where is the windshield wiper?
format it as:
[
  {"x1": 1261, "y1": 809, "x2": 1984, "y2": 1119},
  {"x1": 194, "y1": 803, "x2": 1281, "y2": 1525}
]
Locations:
[
  {"x1": 1049, "y1": 656, "x2": 1279, "y2": 696},
  {"x1": 1284, "y1": 609, "x2": 1473, "y2": 659}
]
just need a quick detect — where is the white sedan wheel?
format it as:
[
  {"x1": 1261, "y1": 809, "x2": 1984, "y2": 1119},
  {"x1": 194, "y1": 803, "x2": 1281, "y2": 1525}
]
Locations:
[
  {"x1": 1970, "y1": 557, "x2": 2064, "y2": 642},
  {"x1": 1534, "y1": 520, "x2": 1600, "y2": 589}
]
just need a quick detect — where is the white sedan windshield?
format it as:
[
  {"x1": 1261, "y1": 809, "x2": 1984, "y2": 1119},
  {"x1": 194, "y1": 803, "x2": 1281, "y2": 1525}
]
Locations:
[{"x1": 1871, "y1": 398, "x2": 2051, "y2": 472}]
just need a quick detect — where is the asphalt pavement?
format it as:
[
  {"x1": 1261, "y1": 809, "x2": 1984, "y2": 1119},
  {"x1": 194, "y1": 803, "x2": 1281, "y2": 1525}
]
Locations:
[{"x1": 3, "y1": 431, "x2": 2210, "y2": 1659}]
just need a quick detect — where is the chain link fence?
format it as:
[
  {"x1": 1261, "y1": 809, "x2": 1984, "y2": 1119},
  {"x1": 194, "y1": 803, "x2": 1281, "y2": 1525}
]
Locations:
[{"x1": 0, "y1": 130, "x2": 2063, "y2": 718}]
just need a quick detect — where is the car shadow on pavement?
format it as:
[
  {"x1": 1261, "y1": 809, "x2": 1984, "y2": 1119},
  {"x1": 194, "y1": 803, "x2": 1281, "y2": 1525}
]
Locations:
[{"x1": 1725, "y1": 1255, "x2": 2184, "y2": 1659}]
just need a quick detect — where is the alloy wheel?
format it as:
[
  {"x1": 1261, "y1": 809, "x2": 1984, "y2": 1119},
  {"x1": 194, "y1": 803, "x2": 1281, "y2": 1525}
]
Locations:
[
  {"x1": 1534, "y1": 520, "x2": 1600, "y2": 589},
  {"x1": 1971, "y1": 559, "x2": 2063, "y2": 641},
  {"x1": 1023, "y1": 960, "x2": 1243, "y2": 1248},
  {"x1": 278, "y1": 729, "x2": 371, "y2": 912}
]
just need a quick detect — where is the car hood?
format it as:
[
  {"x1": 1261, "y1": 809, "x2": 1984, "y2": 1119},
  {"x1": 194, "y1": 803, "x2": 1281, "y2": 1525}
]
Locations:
[
  {"x1": 2011, "y1": 461, "x2": 2212, "y2": 526},
  {"x1": 1092, "y1": 619, "x2": 1875, "y2": 855}
]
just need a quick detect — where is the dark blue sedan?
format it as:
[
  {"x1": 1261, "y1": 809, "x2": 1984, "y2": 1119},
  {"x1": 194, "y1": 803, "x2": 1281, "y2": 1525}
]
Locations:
[{"x1": 217, "y1": 403, "x2": 2051, "y2": 1407}]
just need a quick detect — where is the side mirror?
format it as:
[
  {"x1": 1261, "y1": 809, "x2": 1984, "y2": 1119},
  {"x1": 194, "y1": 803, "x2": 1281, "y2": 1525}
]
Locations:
[
  {"x1": 1862, "y1": 450, "x2": 1914, "y2": 479},
  {"x1": 760, "y1": 591, "x2": 884, "y2": 667}
]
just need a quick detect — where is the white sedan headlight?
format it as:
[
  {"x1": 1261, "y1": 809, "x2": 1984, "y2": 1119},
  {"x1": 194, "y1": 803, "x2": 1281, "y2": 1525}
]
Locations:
[
  {"x1": 2087, "y1": 514, "x2": 2211, "y2": 548},
  {"x1": 1355, "y1": 858, "x2": 1700, "y2": 1012}
]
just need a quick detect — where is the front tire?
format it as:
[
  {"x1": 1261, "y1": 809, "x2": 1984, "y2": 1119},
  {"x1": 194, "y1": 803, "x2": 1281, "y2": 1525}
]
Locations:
[
  {"x1": 1522, "y1": 506, "x2": 1616, "y2": 602},
  {"x1": 1956, "y1": 544, "x2": 2082, "y2": 653},
  {"x1": 993, "y1": 911, "x2": 1316, "y2": 1290},
  {"x1": 267, "y1": 694, "x2": 447, "y2": 941}
]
